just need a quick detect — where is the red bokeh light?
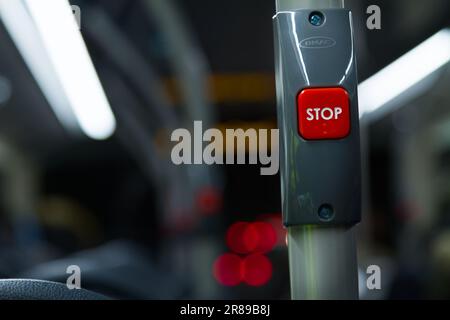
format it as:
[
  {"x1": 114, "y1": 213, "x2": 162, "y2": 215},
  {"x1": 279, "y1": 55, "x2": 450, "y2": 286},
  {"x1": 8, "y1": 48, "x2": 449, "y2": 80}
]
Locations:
[
  {"x1": 220, "y1": 219, "x2": 276, "y2": 287},
  {"x1": 197, "y1": 187, "x2": 222, "y2": 216},
  {"x1": 226, "y1": 221, "x2": 277, "y2": 254},
  {"x1": 242, "y1": 254, "x2": 273, "y2": 287},
  {"x1": 213, "y1": 253, "x2": 242, "y2": 286},
  {"x1": 259, "y1": 213, "x2": 287, "y2": 247},
  {"x1": 250, "y1": 222, "x2": 277, "y2": 253},
  {"x1": 226, "y1": 222, "x2": 258, "y2": 254}
]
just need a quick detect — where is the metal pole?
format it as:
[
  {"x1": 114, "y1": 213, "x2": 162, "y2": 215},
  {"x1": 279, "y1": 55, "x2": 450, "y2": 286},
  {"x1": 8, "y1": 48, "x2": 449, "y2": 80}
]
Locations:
[
  {"x1": 288, "y1": 226, "x2": 358, "y2": 299},
  {"x1": 275, "y1": 0, "x2": 359, "y2": 300}
]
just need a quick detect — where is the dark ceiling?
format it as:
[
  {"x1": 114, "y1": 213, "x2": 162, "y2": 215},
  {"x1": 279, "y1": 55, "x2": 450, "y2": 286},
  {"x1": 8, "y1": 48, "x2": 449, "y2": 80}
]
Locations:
[{"x1": 0, "y1": 0, "x2": 448, "y2": 157}]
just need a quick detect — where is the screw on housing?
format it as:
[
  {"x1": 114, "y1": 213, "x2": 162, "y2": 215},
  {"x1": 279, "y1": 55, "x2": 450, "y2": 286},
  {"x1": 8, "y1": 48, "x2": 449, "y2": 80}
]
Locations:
[
  {"x1": 318, "y1": 204, "x2": 335, "y2": 221},
  {"x1": 309, "y1": 11, "x2": 325, "y2": 26}
]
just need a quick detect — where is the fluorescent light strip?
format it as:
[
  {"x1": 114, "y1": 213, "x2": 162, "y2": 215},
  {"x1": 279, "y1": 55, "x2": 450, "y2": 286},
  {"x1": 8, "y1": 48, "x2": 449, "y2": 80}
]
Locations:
[
  {"x1": 359, "y1": 29, "x2": 450, "y2": 117},
  {"x1": 23, "y1": 0, "x2": 116, "y2": 140},
  {"x1": 1, "y1": 0, "x2": 116, "y2": 140},
  {"x1": 0, "y1": 0, "x2": 79, "y2": 131}
]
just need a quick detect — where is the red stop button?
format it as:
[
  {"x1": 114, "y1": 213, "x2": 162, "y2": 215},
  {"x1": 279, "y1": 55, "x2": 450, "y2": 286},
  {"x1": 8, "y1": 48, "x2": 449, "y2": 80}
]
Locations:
[{"x1": 297, "y1": 87, "x2": 350, "y2": 140}]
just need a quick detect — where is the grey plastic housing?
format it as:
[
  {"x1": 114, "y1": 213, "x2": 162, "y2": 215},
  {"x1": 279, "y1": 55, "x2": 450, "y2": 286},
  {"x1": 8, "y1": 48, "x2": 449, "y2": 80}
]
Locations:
[{"x1": 273, "y1": 9, "x2": 361, "y2": 227}]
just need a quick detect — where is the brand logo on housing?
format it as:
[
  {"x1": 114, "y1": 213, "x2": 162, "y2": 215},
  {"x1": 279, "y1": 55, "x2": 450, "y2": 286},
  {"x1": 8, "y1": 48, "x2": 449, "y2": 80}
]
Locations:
[{"x1": 300, "y1": 36, "x2": 336, "y2": 49}]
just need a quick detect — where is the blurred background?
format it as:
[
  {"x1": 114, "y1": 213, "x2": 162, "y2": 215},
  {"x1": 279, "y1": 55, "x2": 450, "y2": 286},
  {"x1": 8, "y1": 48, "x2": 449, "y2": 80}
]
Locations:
[{"x1": 0, "y1": 0, "x2": 448, "y2": 299}]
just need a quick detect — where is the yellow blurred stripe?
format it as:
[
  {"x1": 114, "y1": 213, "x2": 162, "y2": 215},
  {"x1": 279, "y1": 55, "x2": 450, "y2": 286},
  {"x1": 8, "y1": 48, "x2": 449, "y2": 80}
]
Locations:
[{"x1": 165, "y1": 73, "x2": 276, "y2": 105}]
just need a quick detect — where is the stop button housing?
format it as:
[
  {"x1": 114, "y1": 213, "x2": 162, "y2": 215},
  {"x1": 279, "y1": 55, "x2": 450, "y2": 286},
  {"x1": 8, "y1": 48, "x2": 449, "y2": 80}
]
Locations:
[{"x1": 273, "y1": 9, "x2": 361, "y2": 227}]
